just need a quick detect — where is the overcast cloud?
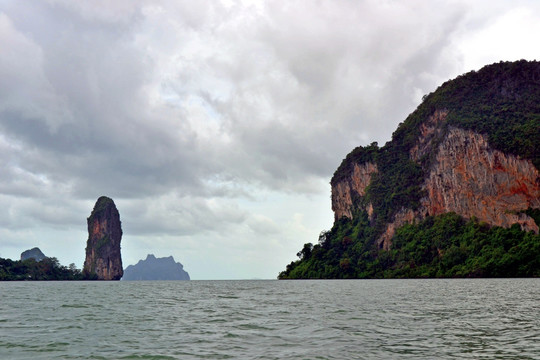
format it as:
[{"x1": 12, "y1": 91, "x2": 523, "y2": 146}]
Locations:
[{"x1": 0, "y1": 0, "x2": 539, "y2": 279}]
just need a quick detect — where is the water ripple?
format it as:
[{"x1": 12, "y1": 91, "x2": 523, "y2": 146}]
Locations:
[{"x1": 0, "y1": 279, "x2": 539, "y2": 359}]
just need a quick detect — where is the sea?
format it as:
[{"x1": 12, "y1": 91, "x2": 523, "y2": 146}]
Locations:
[{"x1": 0, "y1": 279, "x2": 538, "y2": 359}]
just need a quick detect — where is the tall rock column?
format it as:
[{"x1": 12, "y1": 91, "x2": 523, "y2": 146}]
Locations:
[{"x1": 83, "y1": 196, "x2": 123, "y2": 280}]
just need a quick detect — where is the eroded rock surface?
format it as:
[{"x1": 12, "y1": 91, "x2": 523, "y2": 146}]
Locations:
[
  {"x1": 331, "y1": 112, "x2": 539, "y2": 250},
  {"x1": 331, "y1": 162, "x2": 378, "y2": 221},
  {"x1": 83, "y1": 196, "x2": 123, "y2": 280}
]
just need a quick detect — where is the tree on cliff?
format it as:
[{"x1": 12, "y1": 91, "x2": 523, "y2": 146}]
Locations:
[{"x1": 83, "y1": 196, "x2": 124, "y2": 280}]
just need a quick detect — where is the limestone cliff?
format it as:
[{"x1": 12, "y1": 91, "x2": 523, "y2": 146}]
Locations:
[
  {"x1": 332, "y1": 119, "x2": 539, "y2": 250},
  {"x1": 280, "y1": 60, "x2": 540, "y2": 279},
  {"x1": 332, "y1": 162, "x2": 378, "y2": 220},
  {"x1": 330, "y1": 61, "x2": 540, "y2": 250},
  {"x1": 83, "y1": 196, "x2": 123, "y2": 280},
  {"x1": 377, "y1": 125, "x2": 539, "y2": 250},
  {"x1": 422, "y1": 127, "x2": 539, "y2": 230}
]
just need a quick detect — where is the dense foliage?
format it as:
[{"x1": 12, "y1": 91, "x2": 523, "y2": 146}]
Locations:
[
  {"x1": 423, "y1": 59, "x2": 540, "y2": 169},
  {"x1": 88, "y1": 196, "x2": 115, "y2": 222},
  {"x1": 282, "y1": 60, "x2": 540, "y2": 279},
  {"x1": 279, "y1": 213, "x2": 540, "y2": 279},
  {"x1": 0, "y1": 257, "x2": 90, "y2": 281}
]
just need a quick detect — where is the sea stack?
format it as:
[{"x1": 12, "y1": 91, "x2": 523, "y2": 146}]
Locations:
[{"x1": 83, "y1": 196, "x2": 123, "y2": 280}]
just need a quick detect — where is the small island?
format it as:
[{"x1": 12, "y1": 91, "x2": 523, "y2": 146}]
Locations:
[{"x1": 122, "y1": 254, "x2": 190, "y2": 281}]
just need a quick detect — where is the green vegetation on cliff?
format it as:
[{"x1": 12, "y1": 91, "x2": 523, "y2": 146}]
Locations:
[
  {"x1": 279, "y1": 213, "x2": 540, "y2": 279},
  {"x1": 88, "y1": 196, "x2": 115, "y2": 221},
  {"x1": 280, "y1": 60, "x2": 540, "y2": 279},
  {"x1": 425, "y1": 60, "x2": 540, "y2": 169}
]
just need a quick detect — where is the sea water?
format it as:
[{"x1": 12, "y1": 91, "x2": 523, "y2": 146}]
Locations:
[{"x1": 0, "y1": 279, "x2": 538, "y2": 359}]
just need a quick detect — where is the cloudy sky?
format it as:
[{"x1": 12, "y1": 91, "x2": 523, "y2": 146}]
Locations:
[{"x1": 0, "y1": 0, "x2": 539, "y2": 279}]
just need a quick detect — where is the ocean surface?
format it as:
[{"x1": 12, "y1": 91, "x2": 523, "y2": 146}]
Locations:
[{"x1": 0, "y1": 279, "x2": 539, "y2": 359}]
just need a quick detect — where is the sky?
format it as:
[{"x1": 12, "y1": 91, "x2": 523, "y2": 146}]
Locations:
[{"x1": 0, "y1": 0, "x2": 539, "y2": 279}]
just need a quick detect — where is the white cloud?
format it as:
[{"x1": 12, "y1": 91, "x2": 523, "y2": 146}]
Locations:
[{"x1": 457, "y1": 6, "x2": 540, "y2": 70}]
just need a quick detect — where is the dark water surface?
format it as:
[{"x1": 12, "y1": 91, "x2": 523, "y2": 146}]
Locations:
[{"x1": 0, "y1": 279, "x2": 538, "y2": 359}]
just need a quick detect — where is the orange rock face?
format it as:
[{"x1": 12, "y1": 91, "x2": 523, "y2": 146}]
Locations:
[
  {"x1": 83, "y1": 196, "x2": 124, "y2": 280},
  {"x1": 422, "y1": 127, "x2": 539, "y2": 232},
  {"x1": 331, "y1": 162, "x2": 378, "y2": 221},
  {"x1": 331, "y1": 111, "x2": 539, "y2": 249}
]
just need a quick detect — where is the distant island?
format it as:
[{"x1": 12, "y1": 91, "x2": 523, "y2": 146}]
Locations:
[
  {"x1": 280, "y1": 60, "x2": 540, "y2": 279},
  {"x1": 0, "y1": 197, "x2": 195, "y2": 282},
  {"x1": 20, "y1": 247, "x2": 47, "y2": 262},
  {"x1": 122, "y1": 254, "x2": 190, "y2": 281}
]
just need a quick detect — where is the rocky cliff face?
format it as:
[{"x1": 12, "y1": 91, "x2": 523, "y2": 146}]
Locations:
[
  {"x1": 331, "y1": 111, "x2": 540, "y2": 250},
  {"x1": 422, "y1": 127, "x2": 539, "y2": 229},
  {"x1": 332, "y1": 162, "x2": 378, "y2": 220},
  {"x1": 281, "y1": 60, "x2": 540, "y2": 279},
  {"x1": 83, "y1": 196, "x2": 123, "y2": 280}
]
